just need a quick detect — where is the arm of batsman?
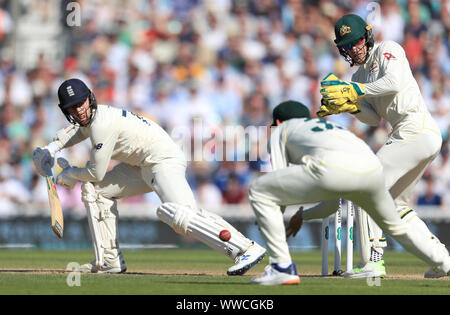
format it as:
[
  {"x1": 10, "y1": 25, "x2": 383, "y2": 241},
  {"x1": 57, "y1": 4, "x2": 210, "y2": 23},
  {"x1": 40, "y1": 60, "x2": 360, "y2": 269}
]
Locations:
[{"x1": 55, "y1": 158, "x2": 78, "y2": 189}]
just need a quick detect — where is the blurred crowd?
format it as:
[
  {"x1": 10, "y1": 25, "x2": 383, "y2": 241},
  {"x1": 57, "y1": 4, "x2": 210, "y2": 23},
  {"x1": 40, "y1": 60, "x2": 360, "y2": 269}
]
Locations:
[{"x1": 0, "y1": 0, "x2": 449, "y2": 218}]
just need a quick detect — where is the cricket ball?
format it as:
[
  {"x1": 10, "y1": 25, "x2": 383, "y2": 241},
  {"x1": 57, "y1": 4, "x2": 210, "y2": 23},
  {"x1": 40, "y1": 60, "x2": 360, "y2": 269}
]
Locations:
[{"x1": 219, "y1": 230, "x2": 231, "y2": 242}]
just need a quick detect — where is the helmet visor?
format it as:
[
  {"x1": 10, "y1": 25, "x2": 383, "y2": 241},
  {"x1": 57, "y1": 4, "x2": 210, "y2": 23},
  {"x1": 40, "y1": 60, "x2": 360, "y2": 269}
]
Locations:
[{"x1": 341, "y1": 36, "x2": 366, "y2": 51}]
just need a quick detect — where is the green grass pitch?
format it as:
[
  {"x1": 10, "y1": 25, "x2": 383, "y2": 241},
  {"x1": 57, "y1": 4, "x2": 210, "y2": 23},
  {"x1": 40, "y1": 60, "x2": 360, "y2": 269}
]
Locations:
[{"x1": 0, "y1": 248, "x2": 448, "y2": 295}]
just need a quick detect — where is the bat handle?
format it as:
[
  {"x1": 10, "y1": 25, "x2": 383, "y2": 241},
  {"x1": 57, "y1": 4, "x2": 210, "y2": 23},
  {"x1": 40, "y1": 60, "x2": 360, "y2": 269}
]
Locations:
[{"x1": 44, "y1": 162, "x2": 54, "y2": 177}]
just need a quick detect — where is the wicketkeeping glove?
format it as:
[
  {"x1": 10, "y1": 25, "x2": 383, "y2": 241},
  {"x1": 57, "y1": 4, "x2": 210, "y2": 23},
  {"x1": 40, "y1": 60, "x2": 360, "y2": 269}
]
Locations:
[
  {"x1": 320, "y1": 77, "x2": 365, "y2": 105},
  {"x1": 317, "y1": 99, "x2": 361, "y2": 117}
]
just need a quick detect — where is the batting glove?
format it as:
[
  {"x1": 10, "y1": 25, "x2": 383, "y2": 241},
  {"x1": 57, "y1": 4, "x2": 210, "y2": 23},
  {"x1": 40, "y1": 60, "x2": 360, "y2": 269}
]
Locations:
[
  {"x1": 32, "y1": 147, "x2": 55, "y2": 177},
  {"x1": 56, "y1": 158, "x2": 78, "y2": 189}
]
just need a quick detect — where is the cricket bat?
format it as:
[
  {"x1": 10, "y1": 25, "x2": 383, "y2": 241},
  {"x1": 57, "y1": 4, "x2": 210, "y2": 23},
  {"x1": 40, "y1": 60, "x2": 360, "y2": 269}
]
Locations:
[{"x1": 45, "y1": 164, "x2": 64, "y2": 238}]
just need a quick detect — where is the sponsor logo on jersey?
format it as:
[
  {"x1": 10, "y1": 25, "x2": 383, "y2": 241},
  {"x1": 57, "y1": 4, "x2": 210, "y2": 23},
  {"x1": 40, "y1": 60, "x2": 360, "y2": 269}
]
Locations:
[
  {"x1": 369, "y1": 62, "x2": 378, "y2": 72},
  {"x1": 339, "y1": 25, "x2": 351, "y2": 36}
]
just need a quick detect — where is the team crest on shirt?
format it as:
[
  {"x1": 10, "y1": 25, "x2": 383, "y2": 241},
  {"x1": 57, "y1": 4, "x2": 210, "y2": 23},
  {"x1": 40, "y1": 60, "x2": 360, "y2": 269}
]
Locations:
[
  {"x1": 369, "y1": 61, "x2": 378, "y2": 73},
  {"x1": 340, "y1": 25, "x2": 351, "y2": 36}
]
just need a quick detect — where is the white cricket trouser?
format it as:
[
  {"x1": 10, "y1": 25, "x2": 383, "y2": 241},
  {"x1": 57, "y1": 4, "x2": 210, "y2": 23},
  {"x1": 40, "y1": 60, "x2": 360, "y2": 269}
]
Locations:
[
  {"x1": 248, "y1": 155, "x2": 450, "y2": 272},
  {"x1": 81, "y1": 159, "x2": 197, "y2": 265},
  {"x1": 361, "y1": 113, "x2": 443, "y2": 262},
  {"x1": 90, "y1": 160, "x2": 253, "y2": 260},
  {"x1": 93, "y1": 159, "x2": 197, "y2": 207}
]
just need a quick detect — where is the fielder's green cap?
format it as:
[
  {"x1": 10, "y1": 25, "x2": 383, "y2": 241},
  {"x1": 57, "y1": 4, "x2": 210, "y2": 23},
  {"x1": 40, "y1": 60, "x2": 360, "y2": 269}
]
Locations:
[
  {"x1": 272, "y1": 100, "x2": 310, "y2": 126},
  {"x1": 334, "y1": 14, "x2": 369, "y2": 48}
]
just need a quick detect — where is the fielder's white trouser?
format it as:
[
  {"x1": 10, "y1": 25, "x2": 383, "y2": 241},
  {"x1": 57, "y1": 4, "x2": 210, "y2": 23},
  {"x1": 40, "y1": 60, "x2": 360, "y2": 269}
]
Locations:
[
  {"x1": 249, "y1": 155, "x2": 450, "y2": 273},
  {"x1": 82, "y1": 159, "x2": 251, "y2": 263},
  {"x1": 355, "y1": 207, "x2": 374, "y2": 265},
  {"x1": 358, "y1": 114, "x2": 443, "y2": 263}
]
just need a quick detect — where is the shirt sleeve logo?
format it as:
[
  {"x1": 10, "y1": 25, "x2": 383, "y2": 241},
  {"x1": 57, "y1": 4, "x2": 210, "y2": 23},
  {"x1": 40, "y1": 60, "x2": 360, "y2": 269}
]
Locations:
[
  {"x1": 95, "y1": 143, "x2": 103, "y2": 150},
  {"x1": 383, "y1": 52, "x2": 396, "y2": 60}
]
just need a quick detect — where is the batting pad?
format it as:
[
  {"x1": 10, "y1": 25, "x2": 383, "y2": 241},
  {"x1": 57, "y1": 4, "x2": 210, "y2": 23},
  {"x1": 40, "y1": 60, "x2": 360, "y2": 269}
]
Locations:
[
  {"x1": 82, "y1": 182, "x2": 121, "y2": 267},
  {"x1": 157, "y1": 202, "x2": 252, "y2": 259}
]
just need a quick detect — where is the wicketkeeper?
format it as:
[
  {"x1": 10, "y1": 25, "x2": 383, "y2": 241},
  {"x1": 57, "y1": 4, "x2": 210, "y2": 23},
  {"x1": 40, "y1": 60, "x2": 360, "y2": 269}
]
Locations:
[
  {"x1": 316, "y1": 14, "x2": 445, "y2": 278},
  {"x1": 249, "y1": 100, "x2": 449, "y2": 286},
  {"x1": 32, "y1": 78, "x2": 266, "y2": 274}
]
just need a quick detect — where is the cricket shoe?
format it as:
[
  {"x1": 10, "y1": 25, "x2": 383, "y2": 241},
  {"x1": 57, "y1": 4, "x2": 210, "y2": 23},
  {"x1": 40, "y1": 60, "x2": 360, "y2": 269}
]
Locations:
[
  {"x1": 251, "y1": 263, "x2": 300, "y2": 285},
  {"x1": 344, "y1": 260, "x2": 386, "y2": 278},
  {"x1": 227, "y1": 242, "x2": 266, "y2": 276},
  {"x1": 424, "y1": 267, "x2": 447, "y2": 279},
  {"x1": 77, "y1": 255, "x2": 127, "y2": 274}
]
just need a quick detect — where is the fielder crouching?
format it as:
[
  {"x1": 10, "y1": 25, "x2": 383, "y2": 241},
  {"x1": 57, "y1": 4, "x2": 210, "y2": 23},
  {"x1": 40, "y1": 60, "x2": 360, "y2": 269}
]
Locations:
[
  {"x1": 32, "y1": 78, "x2": 265, "y2": 275},
  {"x1": 248, "y1": 101, "x2": 450, "y2": 285}
]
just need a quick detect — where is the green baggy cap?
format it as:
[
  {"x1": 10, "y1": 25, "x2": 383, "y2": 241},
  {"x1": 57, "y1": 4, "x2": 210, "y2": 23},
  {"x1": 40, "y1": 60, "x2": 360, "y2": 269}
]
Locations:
[
  {"x1": 272, "y1": 100, "x2": 310, "y2": 126},
  {"x1": 334, "y1": 14, "x2": 368, "y2": 48}
]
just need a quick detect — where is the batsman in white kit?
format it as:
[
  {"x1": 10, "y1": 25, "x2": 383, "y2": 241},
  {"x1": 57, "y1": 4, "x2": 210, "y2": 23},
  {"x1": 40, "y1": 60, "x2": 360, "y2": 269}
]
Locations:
[
  {"x1": 32, "y1": 78, "x2": 265, "y2": 275},
  {"x1": 249, "y1": 100, "x2": 450, "y2": 286},
  {"x1": 316, "y1": 14, "x2": 445, "y2": 278}
]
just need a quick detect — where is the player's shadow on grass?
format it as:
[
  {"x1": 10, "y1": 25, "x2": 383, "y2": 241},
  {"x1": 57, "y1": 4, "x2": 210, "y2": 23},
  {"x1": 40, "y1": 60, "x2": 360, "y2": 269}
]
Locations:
[
  {"x1": 0, "y1": 270, "x2": 332, "y2": 279},
  {"x1": 0, "y1": 269, "x2": 65, "y2": 273},
  {"x1": 168, "y1": 280, "x2": 254, "y2": 286}
]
